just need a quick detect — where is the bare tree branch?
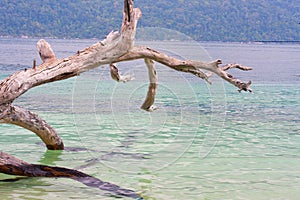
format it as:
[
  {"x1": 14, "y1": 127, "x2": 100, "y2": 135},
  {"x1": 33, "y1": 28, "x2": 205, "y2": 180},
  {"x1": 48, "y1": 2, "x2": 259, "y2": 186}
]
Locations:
[
  {"x1": 110, "y1": 63, "x2": 134, "y2": 82},
  {"x1": 37, "y1": 39, "x2": 56, "y2": 63},
  {"x1": 141, "y1": 58, "x2": 158, "y2": 111},
  {"x1": 0, "y1": 0, "x2": 141, "y2": 150},
  {"x1": 0, "y1": 0, "x2": 252, "y2": 150},
  {"x1": 0, "y1": 1, "x2": 252, "y2": 197},
  {"x1": 0, "y1": 105, "x2": 63, "y2": 150},
  {"x1": 116, "y1": 46, "x2": 253, "y2": 92}
]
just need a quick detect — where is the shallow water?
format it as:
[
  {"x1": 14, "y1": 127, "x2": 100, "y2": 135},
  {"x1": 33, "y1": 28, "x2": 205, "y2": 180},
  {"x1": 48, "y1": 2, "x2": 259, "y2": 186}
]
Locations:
[{"x1": 0, "y1": 38, "x2": 299, "y2": 200}]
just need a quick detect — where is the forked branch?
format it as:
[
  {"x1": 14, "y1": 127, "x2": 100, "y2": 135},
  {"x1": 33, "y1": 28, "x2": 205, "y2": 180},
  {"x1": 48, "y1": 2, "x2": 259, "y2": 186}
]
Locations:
[
  {"x1": 0, "y1": 0, "x2": 141, "y2": 150},
  {"x1": 0, "y1": 0, "x2": 252, "y2": 197},
  {"x1": 117, "y1": 46, "x2": 253, "y2": 92},
  {"x1": 0, "y1": 0, "x2": 251, "y2": 158}
]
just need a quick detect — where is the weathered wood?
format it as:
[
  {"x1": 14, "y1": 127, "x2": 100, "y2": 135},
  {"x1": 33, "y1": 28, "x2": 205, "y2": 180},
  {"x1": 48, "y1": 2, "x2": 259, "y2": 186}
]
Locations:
[
  {"x1": 0, "y1": 1, "x2": 141, "y2": 105},
  {"x1": 110, "y1": 63, "x2": 134, "y2": 82},
  {"x1": 0, "y1": 0, "x2": 141, "y2": 150},
  {"x1": 37, "y1": 39, "x2": 56, "y2": 63},
  {"x1": 0, "y1": 0, "x2": 252, "y2": 149},
  {"x1": 141, "y1": 58, "x2": 158, "y2": 111},
  {"x1": 0, "y1": 105, "x2": 63, "y2": 150},
  {"x1": 0, "y1": 152, "x2": 142, "y2": 199},
  {"x1": 0, "y1": 0, "x2": 252, "y2": 197},
  {"x1": 116, "y1": 46, "x2": 253, "y2": 92}
]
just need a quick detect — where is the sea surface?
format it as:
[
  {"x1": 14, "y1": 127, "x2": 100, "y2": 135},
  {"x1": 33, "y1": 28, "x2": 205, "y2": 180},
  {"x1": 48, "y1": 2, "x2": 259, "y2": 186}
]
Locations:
[{"x1": 0, "y1": 38, "x2": 299, "y2": 200}]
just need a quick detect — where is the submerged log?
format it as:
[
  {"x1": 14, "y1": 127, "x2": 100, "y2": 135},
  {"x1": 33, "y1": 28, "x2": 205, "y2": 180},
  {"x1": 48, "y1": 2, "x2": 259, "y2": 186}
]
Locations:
[{"x1": 0, "y1": 151, "x2": 142, "y2": 199}]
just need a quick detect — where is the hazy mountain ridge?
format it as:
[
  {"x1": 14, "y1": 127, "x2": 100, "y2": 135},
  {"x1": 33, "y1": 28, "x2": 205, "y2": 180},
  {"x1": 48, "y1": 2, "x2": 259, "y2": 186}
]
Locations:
[{"x1": 0, "y1": 0, "x2": 299, "y2": 41}]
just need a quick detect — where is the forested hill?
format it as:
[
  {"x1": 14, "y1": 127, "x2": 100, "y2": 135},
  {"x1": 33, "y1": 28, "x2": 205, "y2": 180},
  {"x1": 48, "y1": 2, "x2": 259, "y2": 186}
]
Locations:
[{"x1": 0, "y1": 0, "x2": 299, "y2": 42}]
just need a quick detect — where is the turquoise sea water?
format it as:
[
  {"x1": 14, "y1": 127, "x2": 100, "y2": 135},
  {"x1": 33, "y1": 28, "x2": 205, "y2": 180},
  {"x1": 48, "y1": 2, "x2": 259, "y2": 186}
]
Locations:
[{"x1": 0, "y1": 38, "x2": 299, "y2": 200}]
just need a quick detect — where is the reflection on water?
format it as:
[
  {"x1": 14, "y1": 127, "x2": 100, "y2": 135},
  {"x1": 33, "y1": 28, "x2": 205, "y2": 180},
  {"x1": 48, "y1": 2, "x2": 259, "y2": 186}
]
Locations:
[
  {"x1": 0, "y1": 38, "x2": 300, "y2": 199},
  {"x1": 39, "y1": 149, "x2": 63, "y2": 166}
]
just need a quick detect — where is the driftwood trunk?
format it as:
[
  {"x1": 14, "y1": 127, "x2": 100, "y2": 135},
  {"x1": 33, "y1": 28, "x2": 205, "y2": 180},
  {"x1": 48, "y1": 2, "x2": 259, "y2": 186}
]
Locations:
[
  {"x1": 0, "y1": 0, "x2": 252, "y2": 150},
  {"x1": 0, "y1": 0, "x2": 252, "y2": 197},
  {"x1": 0, "y1": 0, "x2": 141, "y2": 150}
]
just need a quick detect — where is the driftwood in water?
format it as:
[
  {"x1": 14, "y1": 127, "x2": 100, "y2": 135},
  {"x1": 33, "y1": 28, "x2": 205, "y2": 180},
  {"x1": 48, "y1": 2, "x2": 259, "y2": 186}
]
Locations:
[
  {"x1": 0, "y1": 0, "x2": 141, "y2": 150},
  {"x1": 0, "y1": 151, "x2": 141, "y2": 199},
  {"x1": 0, "y1": 0, "x2": 252, "y2": 196},
  {"x1": 0, "y1": 0, "x2": 252, "y2": 149}
]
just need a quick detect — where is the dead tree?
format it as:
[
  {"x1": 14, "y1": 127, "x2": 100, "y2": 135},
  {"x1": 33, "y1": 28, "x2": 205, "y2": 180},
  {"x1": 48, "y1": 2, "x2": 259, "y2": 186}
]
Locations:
[{"x1": 0, "y1": 0, "x2": 252, "y2": 194}]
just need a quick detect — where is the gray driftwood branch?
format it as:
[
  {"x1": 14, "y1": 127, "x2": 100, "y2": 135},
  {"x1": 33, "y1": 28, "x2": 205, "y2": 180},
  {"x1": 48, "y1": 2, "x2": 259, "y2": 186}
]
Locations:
[
  {"x1": 0, "y1": 0, "x2": 252, "y2": 196},
  {"x1": 0, "y1": 0, "x2": 251, "y2": 151}
]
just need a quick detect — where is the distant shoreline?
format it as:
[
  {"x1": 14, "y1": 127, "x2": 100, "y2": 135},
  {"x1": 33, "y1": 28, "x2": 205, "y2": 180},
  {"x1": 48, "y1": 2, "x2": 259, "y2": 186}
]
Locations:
[
  {"x1": 254, "y1": 40, "x2": 300, "y2": 44},
  {"x1": 1, "y1": 36, "x2": 300, "y2": 44}
]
